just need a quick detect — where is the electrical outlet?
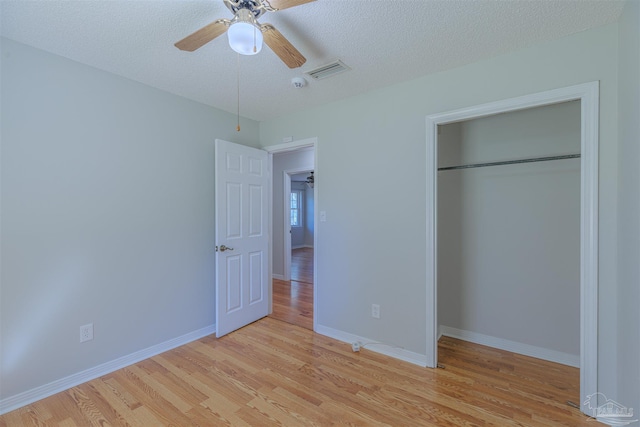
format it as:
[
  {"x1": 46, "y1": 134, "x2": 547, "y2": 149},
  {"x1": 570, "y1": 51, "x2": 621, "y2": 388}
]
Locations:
[
  {"x1": 371, "y1": 304, "x2": 380, "y2": 319},
  {"x1": 80, "y1": 323, "x2": 93, "y2": 343},
  {"x1": 351, "y1": 342, "x2": 361, "y2": 352}
]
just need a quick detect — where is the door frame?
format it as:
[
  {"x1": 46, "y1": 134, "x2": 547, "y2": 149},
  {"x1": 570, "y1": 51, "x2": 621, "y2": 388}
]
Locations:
[
  {"x1": 283, "y1": 167, "x2": 315, "y2": 281},
  {"x1": 425, "y1": 82, "x2": 599, "y2": 415},
  {"x1": 264, "y1": 137, "x2": 318, "y2": 329}
]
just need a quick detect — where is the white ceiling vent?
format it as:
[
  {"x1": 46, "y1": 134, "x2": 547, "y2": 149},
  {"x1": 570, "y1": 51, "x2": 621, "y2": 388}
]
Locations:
[{"x1": 305, "y1": 60, "x2": 351, "y2": 80}]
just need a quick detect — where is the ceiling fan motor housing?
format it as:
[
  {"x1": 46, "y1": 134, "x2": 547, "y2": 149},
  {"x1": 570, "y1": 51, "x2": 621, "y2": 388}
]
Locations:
[{"x1": 226, "y1": 0, "x2": 269, "y2": 19}]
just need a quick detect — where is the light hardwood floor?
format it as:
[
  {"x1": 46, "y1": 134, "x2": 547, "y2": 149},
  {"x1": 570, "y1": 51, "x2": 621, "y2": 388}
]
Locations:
[
  {"x1": 270, "y1": 278, "x2": 313, "y2": 330},
  {"x1": 0, "y1": 317, "x2": 599, "y2": 426},
  {"x1": 291, "y1": 247, "x2": 313, "y2": 284},
  {"x1": 269, "y1": 247, "x2": 314, "y2": 330}
]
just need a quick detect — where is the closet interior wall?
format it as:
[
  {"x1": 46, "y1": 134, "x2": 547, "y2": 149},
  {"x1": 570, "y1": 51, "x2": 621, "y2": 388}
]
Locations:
[{"x1": 437, "y1": 100, "x2": 581, "y2": 363}]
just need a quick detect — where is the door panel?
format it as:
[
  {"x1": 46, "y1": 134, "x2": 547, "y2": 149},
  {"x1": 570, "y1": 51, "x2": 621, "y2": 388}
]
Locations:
[
  {"x1": 249, "y1": 251, "x2": 264, "y2": 303},
  {"x1": 215, "y1": 139, "x2": 269, "y2": 337},
  {"x1": 226, "y1": 183, "x2": 242, "y2": 238},
  {"x1": 226, "y1": 255, "x2": 242, "y2": 312},
  {"x1": 249, "y1": 185, "x2": 263, "y2": 236}
]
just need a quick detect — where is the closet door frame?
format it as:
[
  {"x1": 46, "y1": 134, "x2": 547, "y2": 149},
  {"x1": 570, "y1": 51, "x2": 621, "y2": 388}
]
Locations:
[{"x1": 425, "y1": 81, "x2": 599, "y2": 416}]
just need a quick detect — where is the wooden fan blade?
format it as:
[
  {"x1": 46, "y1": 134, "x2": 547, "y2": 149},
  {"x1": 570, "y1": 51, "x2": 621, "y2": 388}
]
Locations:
[
  {"x1": 266, "y1": 0, "x2": 315, "y2": 10},
  {"x1": 175, "y1": 19, "x2": 229, "y2": 52},
  {"x1": 262, "y1": 24, "x2": 306, "y2": 68}
]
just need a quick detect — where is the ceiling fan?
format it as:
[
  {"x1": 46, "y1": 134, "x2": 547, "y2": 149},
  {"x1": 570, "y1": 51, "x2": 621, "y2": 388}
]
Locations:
[{"x1": 175, "y1": 0, "x2": 314, "y2": 69}]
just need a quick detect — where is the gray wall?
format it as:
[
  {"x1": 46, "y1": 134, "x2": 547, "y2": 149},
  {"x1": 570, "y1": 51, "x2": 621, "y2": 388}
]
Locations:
[
  {"x1": 438, "y1": 101, "x2": 580, "y2": 359},
  {"x1": 617, "y1": 0, "x2": 640, "y2": 412},
  {"x1": 271, "y1": 149, "x2": 314, "y2": 278},
  {"x1": 0, "y1": 38, "x2": 260, "y2": 400},
  {"x1": 259, "y1": 24, "x2": 620, "y2": 398}
]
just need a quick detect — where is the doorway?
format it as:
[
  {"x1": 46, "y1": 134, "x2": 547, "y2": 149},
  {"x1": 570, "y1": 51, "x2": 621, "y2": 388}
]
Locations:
[
  {"x1": 265, "y1": 139, "x2": 317, "y2": 331},
  {"x1": 425, "y1": 82, "x2": 599, "y2": 415}
]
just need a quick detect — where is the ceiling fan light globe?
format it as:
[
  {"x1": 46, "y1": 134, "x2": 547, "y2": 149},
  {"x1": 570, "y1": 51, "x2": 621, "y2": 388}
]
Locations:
[{"x1": 228, "y1": 22, "x2": 263, "y2": 55}]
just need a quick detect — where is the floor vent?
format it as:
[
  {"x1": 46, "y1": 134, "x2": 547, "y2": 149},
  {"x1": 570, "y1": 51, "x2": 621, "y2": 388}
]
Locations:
[{"x1": 305, "y1": 60, "x2": 350, "y2": 80}]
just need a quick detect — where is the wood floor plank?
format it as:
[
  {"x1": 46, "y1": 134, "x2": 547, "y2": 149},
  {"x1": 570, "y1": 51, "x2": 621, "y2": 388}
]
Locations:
[
  {"x1": 71, "y1": 382, "x2": 130, "y2": 427},
  {"x1": 89, "y1": 379, "x2": 139, "y2": 426},
  {"x1": 1, "y1": 318, "x2": 602, "y2": 426}
]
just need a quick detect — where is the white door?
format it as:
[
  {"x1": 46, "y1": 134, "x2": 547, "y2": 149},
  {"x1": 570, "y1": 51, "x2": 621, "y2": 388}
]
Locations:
[{"x1": 215, "y1": 139, "x2": 269, "y2": 337}]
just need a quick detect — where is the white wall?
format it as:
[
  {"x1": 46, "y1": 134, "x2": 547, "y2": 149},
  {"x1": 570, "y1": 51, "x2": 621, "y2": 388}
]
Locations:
[
  {"x1": 438, "y1": 101, "x2": 580, "y2": 361},
  {"x1": 617, "y1": 0, "x2": 640, "y2": 413},
  {"x1": 259, "y1": 24, "x2": 619, "y2": 396},
  {"x1": 271, "y1": 149, "x2": 314, "y2": 278},
  {"x1": 0, "y1": 38, "x2": 260, "y2": 403}
]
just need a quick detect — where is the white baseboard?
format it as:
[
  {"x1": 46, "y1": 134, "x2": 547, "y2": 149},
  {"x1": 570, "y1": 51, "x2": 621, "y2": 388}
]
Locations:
[
  {"x1": 0, "y1": 324, "x2": 216, "y2": 415},
  {"x1": 315, "y1": 324, "x2": 427, "y2": 367},
  {"x1": 439, "y1": 325, "x2": 579, "y2": 368},
  {"x1": 273, "y1": 274, "x2": 285, "y2": 280}
]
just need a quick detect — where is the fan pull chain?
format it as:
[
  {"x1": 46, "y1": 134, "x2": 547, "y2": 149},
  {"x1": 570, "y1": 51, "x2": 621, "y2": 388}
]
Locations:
[{"x1": 236, "y1": 53, "x2": 241, "y2": 132}]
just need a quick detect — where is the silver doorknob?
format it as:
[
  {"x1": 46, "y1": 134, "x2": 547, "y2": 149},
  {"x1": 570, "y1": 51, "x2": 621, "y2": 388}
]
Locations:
[{"x1": 219, "y1": 245, "x2": 234, "y2": 252}]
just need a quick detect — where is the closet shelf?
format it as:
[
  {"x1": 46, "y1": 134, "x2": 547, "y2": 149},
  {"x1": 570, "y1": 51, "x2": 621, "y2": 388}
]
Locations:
[{"x1": 438, "y1": 154, "x2": 581, "y2": 172}]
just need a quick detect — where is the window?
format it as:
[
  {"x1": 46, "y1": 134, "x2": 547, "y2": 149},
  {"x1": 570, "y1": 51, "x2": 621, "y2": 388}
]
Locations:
[{"x1": 290, "y1": 190, "x2": 303, "y2": 228}]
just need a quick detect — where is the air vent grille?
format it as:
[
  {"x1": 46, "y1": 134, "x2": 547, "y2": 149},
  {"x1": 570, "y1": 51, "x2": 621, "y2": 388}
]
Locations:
[{"x1": 305, "y1": 60, "x2": 350, "y2": 80}]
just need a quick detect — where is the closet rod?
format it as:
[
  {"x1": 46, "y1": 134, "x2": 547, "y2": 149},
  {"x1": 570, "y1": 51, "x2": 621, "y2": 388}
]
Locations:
[{"x1": 438, "y1": 153, "x2": 581, "y2": 171}]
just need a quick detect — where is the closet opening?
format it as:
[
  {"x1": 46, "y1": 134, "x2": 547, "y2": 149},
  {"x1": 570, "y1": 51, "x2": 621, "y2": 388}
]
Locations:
[
  {"x1": 425, "y1": 82, "x2": 599, "y2": 417},
  {"x1": 438, "y1": 100, "x2": 581, "y2": 401}
]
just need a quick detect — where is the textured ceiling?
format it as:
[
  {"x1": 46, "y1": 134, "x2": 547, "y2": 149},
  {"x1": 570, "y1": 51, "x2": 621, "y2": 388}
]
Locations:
[{"x1": 0, "y1": 0, "x2": 625, "y2": 122}]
